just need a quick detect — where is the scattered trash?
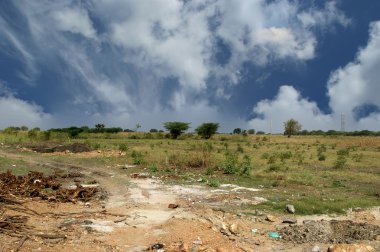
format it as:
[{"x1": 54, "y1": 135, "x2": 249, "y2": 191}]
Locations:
[
  {"x1": 311, "y1": 245, "x2": 320, "y2": 252},
  {"x1": 251, "y1": 228, "x2": 258, "y2": 234},
  {"x1": 268, "y1": 231, "x2": 281, "y2": 239},
  {"x1": 193, "y1": 237, "x2": 202, "y2": 245},
  {"x1": 151, "y1": 243, "x2": 164, "y2": 250}
]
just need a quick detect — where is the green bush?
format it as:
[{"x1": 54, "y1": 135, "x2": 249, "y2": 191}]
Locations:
[
  {"x1": 240, "y1": 155, "x2": 252, "y2": 176},
  {"x1": 207, "y1": 179, "x2": 220, "y2": 187},
  {"x1": 131, "y1": 150, "x2": 145, "y2": 165},
  {"x1": 220, "y1": 152, "x2": 238, "y2": 174},
  {"x1": 119, "y1": 143, "x2": 129, "y2": 152}
]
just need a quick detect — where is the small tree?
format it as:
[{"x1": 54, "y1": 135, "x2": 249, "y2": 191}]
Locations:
[
  {"x1": 247, "y1": 129, "x2": 255, "y2": 135},
  {"x1": 163, "y1": 121, "x2": 190, "y2": 139},
  {"x1": 195, "y1": 123, "x2": 219, "y2": 139},
  {"x1": 95, "y1": 123, "x2": 105, "y2": 132},
  {"x1": 284, "y1": 119, "x2": 302, "y2": 137},
  {"x1": 233, "y1": 128, "x2": 242, "y2": 134}
]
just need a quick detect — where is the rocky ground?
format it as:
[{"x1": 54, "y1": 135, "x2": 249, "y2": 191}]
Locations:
[{"x1": 0, "y1": 148, "x2": 379, "y2": 252}]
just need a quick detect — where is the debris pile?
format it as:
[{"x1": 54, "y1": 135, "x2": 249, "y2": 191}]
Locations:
[
  {"x1": 25, "y1": 143, "x2": 91, "y2": 153},
  {"x1": 0, "y1": 215, "x2": 30, "y2": 236},
  {"x1": 280, "y1": 220, "x2": 380, "y2": 244},
  {"x1": 0, "y1": 171, "x2": 99, "y2": 203}
]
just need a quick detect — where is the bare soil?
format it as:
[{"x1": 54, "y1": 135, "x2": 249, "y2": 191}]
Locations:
[{"x1": 0, "y1": 149, "x2": 379, "y2": 252}]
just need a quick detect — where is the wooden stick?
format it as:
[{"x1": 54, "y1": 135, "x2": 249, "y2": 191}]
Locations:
[{"x1": 15, "y1": 235, "x2": 28, "y2": 252}]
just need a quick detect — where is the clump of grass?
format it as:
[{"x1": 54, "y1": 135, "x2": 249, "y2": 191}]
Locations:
[
  {"x1": 131, "y1": 150, "x2": 145, "y2": 165},
  {"x1": 207, "y1": 179, "x2": 220, "y2": 187},
  {"x1": 149, "y1": 164, "x2": 159, "y2": 173},
  {"x1": 351, "y1": 153, "x2": 363, "y2": 162},
  {"x1": 119, "y1": 143, "x2": 129, "y2": 152},
  {"x1": 236, "y1": 144, "x2": 244, "y2": 153}
]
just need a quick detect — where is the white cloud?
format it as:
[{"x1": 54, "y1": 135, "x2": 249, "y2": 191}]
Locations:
[
  {"x1": 0, "y1": 95, "x2": 52, "y2": 129},
  {"x1": 249, "y1": 86, "x2": 334, "y2": 132},
  {"x1": 52, "y1": 7, "x2": 97, "y2": 39},
  {"x1": 249, "y1": 21, "x2": 380, "y2": 132},
  {"x1": 327, "y1": 21, "x2": 380, "y2": 130}
]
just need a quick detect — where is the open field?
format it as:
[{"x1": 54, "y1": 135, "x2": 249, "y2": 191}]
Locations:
[{"x1": 0, "y1": 132, "x2": 379, "y2": 251}]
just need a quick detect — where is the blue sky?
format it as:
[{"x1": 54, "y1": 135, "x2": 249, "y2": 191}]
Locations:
[{"x1": 0, "y1": 0, "x2": 379, "y2": 132}]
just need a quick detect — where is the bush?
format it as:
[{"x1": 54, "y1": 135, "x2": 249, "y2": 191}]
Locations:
[
  {"x1": 207, "y1": 179, "x2": 220, "y2": 187},
  {"x1": 240, "y1": 155, "x2": 252, "y2": 176},
  {"x1": 220, "y1": 152, "x2": 238, "y2": 174},
  {"x1": 131, "y1": 150, "x2": 145, "y2": 165},
  {"x1": 195, "y1": 123, "x2": 219, "y2": 139},
  {"x1": 119, "y1": 144, "x2": 129, "y2": 152},
  {"x1": 318, "y1": 153, "x2": 326, "y2": 161}
]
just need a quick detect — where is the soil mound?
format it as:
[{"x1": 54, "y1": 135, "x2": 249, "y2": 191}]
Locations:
[{"x1": 27, "y1": 143, "x2": 91, "y2": 153}]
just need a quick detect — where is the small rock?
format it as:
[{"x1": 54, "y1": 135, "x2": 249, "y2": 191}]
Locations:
[
  {"x1": 168, "y1": 203, "x2": 179, "y2": 209},
  {"x1": 285, "y1": 204, "x2": 295, "y2": 214},
  {"x1": 311, "y1": 245, "x2": 320, "y2": 252},
  {"x1": 193, "y1": 237, "x2": 202, "y2": 245},
  {"x1": 282, "y1": 218, "x2": 297, "y2": 224},
  {"x1": 376, "y1": 235, "x2": 380, "y2": 241},
  {"x1": 265, "y1": 214, "x2": 279, "y2": 222},
  {"x1": 327, "y1": 244, "x2": 375, "y2": 252},
  {"x1": 228, "y1": 223, "x2": 240, "y2": 235}
]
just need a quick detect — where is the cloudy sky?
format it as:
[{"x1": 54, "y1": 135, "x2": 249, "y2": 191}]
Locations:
[{"x1": 0, "y1": 0, "x2": 379, "y2": 132}]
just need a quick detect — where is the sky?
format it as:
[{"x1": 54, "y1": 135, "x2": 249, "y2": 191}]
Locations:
[{"x1": 0, "y1": 0, "x2": 379, "y2": 133}]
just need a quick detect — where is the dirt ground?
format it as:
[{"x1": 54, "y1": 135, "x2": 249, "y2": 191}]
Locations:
[{"x1": 0, "y1": 149, "x2": 379, "y2": 252}]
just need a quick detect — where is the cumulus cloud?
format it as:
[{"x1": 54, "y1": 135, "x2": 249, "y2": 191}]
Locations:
[
  {"x1": 249, "y1": 86, "x2": 334, "y2": 132},
  {"x1": 250, "y1": 21, "x2": 380, "y2": 132},
  {"x1": 0, "y1": 93, "x2": 52, "y2": 129}
]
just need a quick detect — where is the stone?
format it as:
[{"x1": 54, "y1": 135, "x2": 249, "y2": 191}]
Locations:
[
  {"x1": 168, "y1": 203, "x2": 179, "y2": 209},
  {"x1": 327, "y1": 244, "x2": 375, "y2": 252},
  {"x1": 282, "y1": 218, "x2": 297, "y2": 224},
  {"x1": 228, "y1": 223, "x2": 240, "y2": 235},
  {"x1": 376, "y1": 235, "x2": 380, "y2": 241},
  {"x1": 265, "y1": 214, "x2": 279, "y2": 222},
  {"x1": 285, "y1": 204, "x2": 295, "y2": 214},
  {"x1": 311, "y1": 245, "x2": 320, "y2": 252}
]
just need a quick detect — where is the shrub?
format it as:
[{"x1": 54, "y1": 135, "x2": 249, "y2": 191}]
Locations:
[
  {"x1": 195, "y1": 123, "x2": 219, "y2": 139},
  {"x1": 220, "y1": 152, "x2": 238, "y2": 174},
  {"x1": 119, "y1": 144, "x2": 129, "y2": 152},
  {"x1": 131, "y1": 150, "x2": 145, "y2": 165},
  {"x1": 207, "y1": 179, "x2": 220, "y2": 187},
  {"x1": 240, "y1": 155, "x2": 252, "y2": 176},
  {"x1": 318, "y1": 153, "x2": 326, "y2": 161},
  {"x1": 149, "y1": 164, "x2": 159, "y2": 173}
]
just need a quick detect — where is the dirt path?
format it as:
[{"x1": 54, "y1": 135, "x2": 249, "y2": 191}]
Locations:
[{"x1": 1, "y1": 149, "x2": 379, "y2": 252}]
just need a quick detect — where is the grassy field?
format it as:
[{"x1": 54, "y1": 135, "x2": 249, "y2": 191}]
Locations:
[{"x1": 0, "y1": 131, "x2": 379, "y2": 215}]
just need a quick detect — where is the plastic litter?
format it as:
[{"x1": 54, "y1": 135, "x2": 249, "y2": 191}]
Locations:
[
  {"x1": 268, "y1": 231, "x2": 281, "y2": 239},
  {"x1": 251, "y1": 228, "x2": 258, "y2": 234}
]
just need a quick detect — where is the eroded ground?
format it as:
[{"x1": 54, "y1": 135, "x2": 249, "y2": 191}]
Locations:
[{"x1": 0, "y1": 147, "x2": 379, "y2": 252}]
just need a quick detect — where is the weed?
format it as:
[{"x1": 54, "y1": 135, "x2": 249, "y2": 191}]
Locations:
[
  {"x1": 119, "y1": 143, "x2": 129, "y2": 152},
  {"x1": 318, "y1": 153, "x2": 326, "y2": 161},
  {"x1": 332, "y1": 180, "x2": 345, "y2": 188},
  {"x1": 240, "y1": 155, "x2": 252, "y2": 176},
  {"x1": 220, "y1": 152, "x2": 238, "y2": 174},
  {"x1": 334, "y1": 155, "x2": 347, "y2": 169},
  {"x1": 236, "y1": 144, "x2": 244, "y2": 153},
  {"x1": 207, "y1": 179, "x2": 220, "y2": 187},
  {"x1": 131, "y1": 150, "x2": 145, "y2": 165},
  {"x1": 268, "y1": 163, "x2": 282, "y2": 172},
  {"x1": 149, "y1": 164, "x2": 159, "y2": 173},
  {"x1": 351, "y1": 153, "x2": 363, "y2": 162}
]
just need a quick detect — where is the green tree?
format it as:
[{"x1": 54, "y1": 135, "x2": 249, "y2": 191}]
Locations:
[
  {"x1": 247, "y1": 129, "x2": 255, "y2": 135},
  {"x1": 95, "y1": 123, "x2": 105, "y2": 132},
  {"x1": 163, "y1": 121, "x2": 190, "y2": 139},
  {"x1": 233, "y1": 128, "x2": 242, "y2": 134},
  {"x1": 195, "y1": 123, "x2": 219, "y2": 139},
  {"x1": 284, "y1": 119, "x2": 302, "y2": 137}
]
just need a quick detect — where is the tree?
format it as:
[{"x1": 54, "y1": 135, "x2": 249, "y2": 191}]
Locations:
[
  {"x1": 95, "y1": 123, "x2": 105, "y2": 132},
  {"x1": 163, "y1": 121, "x2": 190, "y2": 139},
  {"x1": 195, "y1": 123, "x2": 219, "y2": 139},
  {"x1": 247, "y1": 129, "x2": 255, "y2": 135},
  {"x1": 233, "y1": 128, "x2": 242, "y2": 134},
  {"x1": 149, "y1": 129, "x2": 158, "y2": 133},
  {"x1": 135, "y1": 123, "x2": 141, "y2": 132},
  {"x1": 20, "y1": 126, "x2": 29, "y2": 131},
  {"x1": 284, "y1": 119, "x2": 302, "y2": 137}
]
